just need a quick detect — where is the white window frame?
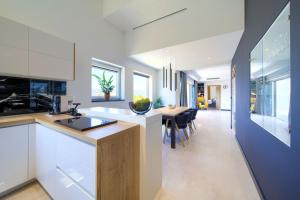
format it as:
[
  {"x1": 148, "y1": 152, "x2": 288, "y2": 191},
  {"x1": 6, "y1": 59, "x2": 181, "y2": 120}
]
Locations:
[
  {"x1": 133, "y1": 71, "x2": 152, "y2": 100},
  {"x1": 91, "y1": 58, "x2": 123, "y2": 101}
]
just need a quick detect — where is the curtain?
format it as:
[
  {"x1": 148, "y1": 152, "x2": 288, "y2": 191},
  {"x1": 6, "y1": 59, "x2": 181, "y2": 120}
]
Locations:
[
  {"x1": 179, "y1": 71, "x2": 187, "y2": 106},
  {"x1": 193, "y1": 80, "x2": 198, "y2": 108}
]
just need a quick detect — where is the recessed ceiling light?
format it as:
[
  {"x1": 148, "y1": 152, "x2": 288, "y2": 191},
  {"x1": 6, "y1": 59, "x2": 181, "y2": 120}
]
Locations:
[{"x1": 208, "y1": 57, "x2": 212, "y2": 60}]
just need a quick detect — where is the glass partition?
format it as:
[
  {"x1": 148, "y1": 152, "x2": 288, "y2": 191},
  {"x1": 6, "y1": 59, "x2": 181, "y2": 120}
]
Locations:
[{"x1": 250, "y1": 2, "x2": 291, "y2": 146}]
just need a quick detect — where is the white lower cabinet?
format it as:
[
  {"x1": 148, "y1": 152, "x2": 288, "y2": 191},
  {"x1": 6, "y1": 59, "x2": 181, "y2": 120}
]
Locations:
[
  {"x1": 0, "y1": 123, "x2": 96, "y2": 199},
  {"x1": 35, "y1": 124, "x2": 95, "y2": 200},
  {"x1": 35, "y1": 124, "x2": 57, "y2": 198},
  {"x1": 28, "y1": 124, "x2": 36, "y2": 180},
  {"x1": 56, "y1": 132, "x2": 96, "y2": 197},
  {"x1": 0, "y1": 125, "x2": 29, "y2": 193}
]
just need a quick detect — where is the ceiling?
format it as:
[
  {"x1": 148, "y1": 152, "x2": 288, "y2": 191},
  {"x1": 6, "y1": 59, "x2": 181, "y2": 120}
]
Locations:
[
  {"x1": 189, "y1": 65, "x2": 231, "y2": 82},
  {"x1": 130, "y1": 30, "x2": 243, "y2": 70},
  {"x1": 103, "y1": 0, "x2": 187, "y2": 31},
  {"x1": 102, "y1": 0, "x2": 244, "y2": 75}
]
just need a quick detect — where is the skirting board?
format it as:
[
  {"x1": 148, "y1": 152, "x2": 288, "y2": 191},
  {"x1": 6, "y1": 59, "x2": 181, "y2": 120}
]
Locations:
[
  {"x1": 0, "y1": 179, "x2": 36, "y2": 198},
  {"x1": 221, "y1": 109, "x2": 231, "y2": 111}
]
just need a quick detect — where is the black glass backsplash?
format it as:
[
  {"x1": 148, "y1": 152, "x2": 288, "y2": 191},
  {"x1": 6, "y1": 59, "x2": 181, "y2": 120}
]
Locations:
[{"x1": 0, "y1": 76, "x2": 66, "y2": 116}]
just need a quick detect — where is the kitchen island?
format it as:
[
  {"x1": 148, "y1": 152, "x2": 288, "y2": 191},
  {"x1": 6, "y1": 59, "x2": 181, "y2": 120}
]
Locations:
[
  {"x1": 80, "y1": 107, "x2": 163, "y2": 200},
  {"x1": 0, "y1": 112, "x2": 140, "y2": 200}
]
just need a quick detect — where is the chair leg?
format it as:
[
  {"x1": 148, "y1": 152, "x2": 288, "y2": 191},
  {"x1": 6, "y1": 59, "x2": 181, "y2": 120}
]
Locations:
[
  {"x1": 188, "y1": 123, "x2": 194, "y2": 134},
  {"x1": 166, "y1": 120, "x2": 170, "y2": 137},
  {"x1": 176, "y1": 125, "x2": 189, "y2": 141},
  {"x1": 163, "y1": 120, "x2": 169, "y2": 144},
  {"x1": 183, "y1": 128, "x2": 190, "y2": 141},
  {"x1": 175, "y1": 126, "x2": 185, "y2": 147},
  {"x1": 192, "y1": 120, "x2": 197, "y2": 129}
]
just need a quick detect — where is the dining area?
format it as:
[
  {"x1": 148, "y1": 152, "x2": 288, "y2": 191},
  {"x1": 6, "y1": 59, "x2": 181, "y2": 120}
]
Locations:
[{"x1": 155, "y1": 106, "x2": 198, "y2": 149}]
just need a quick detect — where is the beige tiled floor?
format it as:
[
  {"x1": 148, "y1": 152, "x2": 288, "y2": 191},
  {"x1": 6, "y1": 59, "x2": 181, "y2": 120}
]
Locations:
[
  {"x1": 156, "y1": 110, "x2": 261, "y2": 200},
  {"x1": 1, "y1": 182, "x2": 50, "y2": 200},
  {"x1": 3, "y1": 110, "x2": 261, "y2": 200}
]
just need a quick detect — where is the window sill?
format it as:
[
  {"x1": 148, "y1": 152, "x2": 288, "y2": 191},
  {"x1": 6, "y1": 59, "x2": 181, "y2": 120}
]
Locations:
[{"x1": 91, "y1": 98, "x2": 126, "y2": 103}]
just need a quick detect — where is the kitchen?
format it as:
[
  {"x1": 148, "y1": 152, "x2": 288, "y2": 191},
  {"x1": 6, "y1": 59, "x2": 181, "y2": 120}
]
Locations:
[{"x1": 0, "y1": 14, "x2": 162, "y2": 200}]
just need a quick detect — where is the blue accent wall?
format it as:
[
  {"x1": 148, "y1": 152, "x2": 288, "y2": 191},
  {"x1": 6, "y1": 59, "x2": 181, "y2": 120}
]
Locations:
[{"x1": 232, "y1": 0, "x2": 300, "y2": 199}]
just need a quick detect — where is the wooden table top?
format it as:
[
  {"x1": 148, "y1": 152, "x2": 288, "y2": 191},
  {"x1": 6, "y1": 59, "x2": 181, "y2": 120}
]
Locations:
[{"x1": 155, "y1": 106, "x2": 189, "y2": 117}]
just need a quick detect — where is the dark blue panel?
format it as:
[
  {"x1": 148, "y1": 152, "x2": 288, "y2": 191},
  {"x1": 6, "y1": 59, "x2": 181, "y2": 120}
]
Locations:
[{"x1": 232, "y1": 0, "x2": 300, "y2": 199}]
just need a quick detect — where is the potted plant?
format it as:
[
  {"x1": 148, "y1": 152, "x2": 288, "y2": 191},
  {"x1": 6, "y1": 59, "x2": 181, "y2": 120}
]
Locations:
[
  {"x1": 92, "y1": 72, "x2": 114, "y2": 101},
  {"x1": 153, "y1": 97, "x2": 163, "y2": 109}
]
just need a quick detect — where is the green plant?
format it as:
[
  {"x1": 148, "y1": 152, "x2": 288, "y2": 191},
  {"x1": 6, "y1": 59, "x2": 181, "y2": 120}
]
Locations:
[
  {"x1": 92, "y1": 72, "x2": 115, "y2": 94},
  {"x1": 153, "y1": 97, "x2": 163, "y2": 109},
  {"x1": 133, "y1": 97, "x2": 151, "y2": 111}
]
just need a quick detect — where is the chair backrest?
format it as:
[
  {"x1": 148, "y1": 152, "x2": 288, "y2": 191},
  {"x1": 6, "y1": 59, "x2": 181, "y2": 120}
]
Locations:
[
  {"x1": 183, "y1": 111, "x2": 193, "y2": 122},
  {"x1": 188, "y1": 108, "x2": 198, "y2": 120},
  {"x1": 192, "y1": 108, "x2": 198, "y2": 120},
  {"x1": 175, "y1": 113, "x2": 190, "y2": 128}
]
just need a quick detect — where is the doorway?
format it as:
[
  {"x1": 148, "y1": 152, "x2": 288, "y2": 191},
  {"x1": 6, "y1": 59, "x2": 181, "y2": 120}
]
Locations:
[{"x1": 207, "y1": 85, "x2": 221, "y2": 109}]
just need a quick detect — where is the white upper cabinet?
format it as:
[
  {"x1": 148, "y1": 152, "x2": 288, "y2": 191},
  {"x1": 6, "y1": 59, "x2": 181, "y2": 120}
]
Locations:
[
  {"x1": 29, "y1": 51, "x2": 74, "y2": 81},
  {"x1": 0, "y1": 125, "x2": 29, "y2": 193},
  {"x1": 0, "y1": 16, "x2": 75, "y2": 81},
  {"x1": 28, "y1": 28, "x2": 75, "y2": 81},
  {"x1": 0, "y1": 17, "x2": 28, "y2": 76},
  {"x1": 0, "y1": 17, "x2": 28, "y2": 49},
  {"x1": 28, "y1": 28, "x2": 73, "y2": 60}
]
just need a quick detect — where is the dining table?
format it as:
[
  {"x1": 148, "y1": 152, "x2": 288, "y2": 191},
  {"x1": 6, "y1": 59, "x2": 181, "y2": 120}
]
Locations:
[{"x1": 156, "y1": 106, "x2": 189, "y2": 149}]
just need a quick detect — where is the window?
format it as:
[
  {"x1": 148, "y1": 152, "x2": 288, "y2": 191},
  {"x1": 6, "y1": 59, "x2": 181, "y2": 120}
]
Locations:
[
  {"x1": 133, "y1": 72, "x2": 152, "y2": 101},
  {"x1": 91, "y1": 59, "x2": 122, "y2": 101},
  {"x1": 250, "y1": 3, "x2": 290, "y2": 146},
  {"x1": 275, "y1": 78, "x2": 290, "y2": 122}
]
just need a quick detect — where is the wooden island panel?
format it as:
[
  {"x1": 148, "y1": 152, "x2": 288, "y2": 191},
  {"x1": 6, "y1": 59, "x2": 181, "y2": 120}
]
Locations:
[{"x1": 97, "y1": 125, "x2": 140, "y2": 200}]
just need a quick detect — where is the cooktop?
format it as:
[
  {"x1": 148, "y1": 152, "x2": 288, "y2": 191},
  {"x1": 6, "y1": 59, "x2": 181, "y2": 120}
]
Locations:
[{"x1": 55, "y1": 117, "x2": 117, "y2": 131}]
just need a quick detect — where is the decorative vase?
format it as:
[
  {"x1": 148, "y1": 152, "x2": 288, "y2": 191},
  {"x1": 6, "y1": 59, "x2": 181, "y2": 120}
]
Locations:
[{"x1": 104, "y1": 92, "x2": 110, "y2": 101}]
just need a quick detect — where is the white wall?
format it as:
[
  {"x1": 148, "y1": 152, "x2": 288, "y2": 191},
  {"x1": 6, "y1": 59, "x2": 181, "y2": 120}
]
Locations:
[
  {"x1": 204, "y1": 80, "x2": 231, "y2": 110},
  {"x1": 102, "y1": 0, "x2": 134, "y2": 16},
  {"x1": 156, "y1": 69, "x2": 178, "y2": 106},
  {"x1": 0, "y1": 0, "x2": 157, "y2": 109},
  {"x1": 157, "y1": 70, "x2": 197, "y2": 107}
]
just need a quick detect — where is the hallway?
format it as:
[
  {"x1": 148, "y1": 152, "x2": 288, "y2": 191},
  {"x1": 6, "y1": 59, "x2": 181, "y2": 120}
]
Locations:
[{"x1": 157, "y1": 110, "x2": 261, "y2": 200}]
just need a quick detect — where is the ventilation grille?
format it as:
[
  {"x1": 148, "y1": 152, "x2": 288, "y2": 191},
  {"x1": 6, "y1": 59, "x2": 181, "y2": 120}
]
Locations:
[
  {"x1": 133, "y1": 8, "x2": 187, "y2": 30},
  {"x1": 206, "y1": 77, "x2": 220, "y2": 80}
]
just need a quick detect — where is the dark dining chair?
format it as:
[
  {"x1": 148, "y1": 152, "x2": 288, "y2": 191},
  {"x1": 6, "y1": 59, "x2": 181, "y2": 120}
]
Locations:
[
  {"x1": 163, "y1": 113, "x2": 190, "y2": 147},
  {"x1": 189, "y1": 108, "x2": 198, "y2": 129},
  {"x1": 184, "y1": 110, "x2": 194, "y2": 134}
]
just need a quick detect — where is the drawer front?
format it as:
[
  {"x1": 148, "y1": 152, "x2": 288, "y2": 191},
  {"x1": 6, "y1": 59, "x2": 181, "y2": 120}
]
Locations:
[
  {"x1": 56, "y1": 133, "x2": 96, "y2": 197},
  {"x1": 29, "y1": 51, "x2": 74, "y2": 81},
  {"x1": 56, "y1": 167, "x2": 94, "y2": 200}
]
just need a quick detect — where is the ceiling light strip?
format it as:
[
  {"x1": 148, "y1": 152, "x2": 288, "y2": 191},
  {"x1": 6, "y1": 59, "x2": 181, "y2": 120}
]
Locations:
[{"x1": 133, "y1": 8, "x2": 187, "y2": 30}]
